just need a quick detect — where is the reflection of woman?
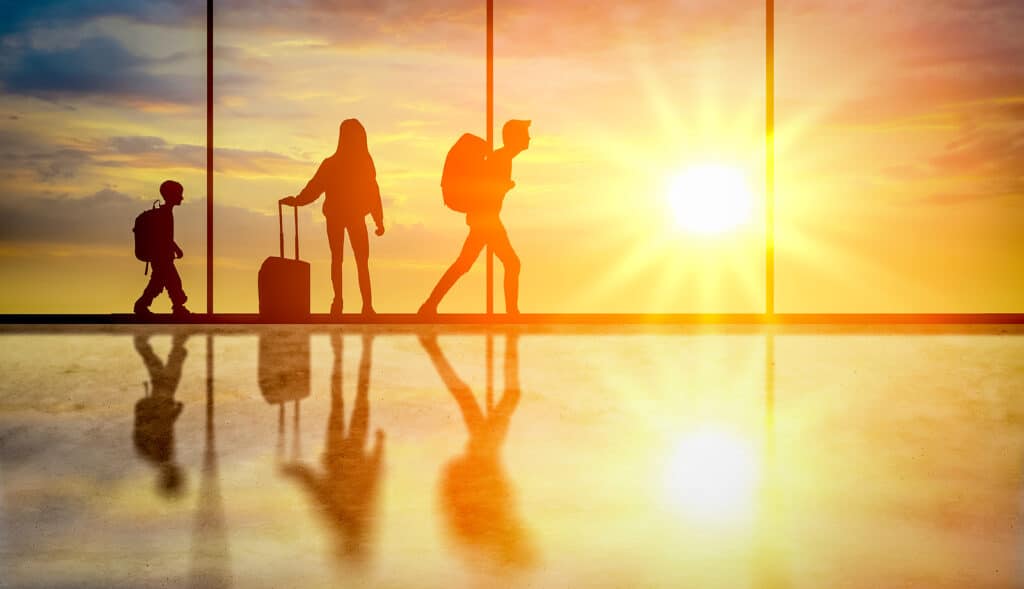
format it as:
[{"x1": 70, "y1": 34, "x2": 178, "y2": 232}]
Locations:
[
  {"x1": 133, "y1": 332, "x2": 187, "y2": 498},
  {"x1": 419, "y1": 333, "x2": 534, "y2": 571},
  {"x1": 281, "y1": 333, "x2": 384, "y2": 565},
  {"x1": 281, "y1": 119, "x2": 385, "y2": 315}
]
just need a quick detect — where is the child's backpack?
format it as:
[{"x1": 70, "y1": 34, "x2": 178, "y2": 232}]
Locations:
[
  {"x1": 441, "y1": 133, "x2": 490, "y2": 213},
  {"x1": 133, "y1": 201, "x2": 161, "y2": 273}
]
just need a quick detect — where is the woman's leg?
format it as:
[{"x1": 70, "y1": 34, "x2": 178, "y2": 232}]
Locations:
[
  {"x1": 346, "y1": 218, "x2": 374, "y2": 313},
  {"x1": 326, "y1": 216, "x2": 346, "y2": 314}
]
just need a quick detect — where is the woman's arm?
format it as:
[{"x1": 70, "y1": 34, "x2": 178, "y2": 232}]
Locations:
[
  {"x1": 368, "y1": 159, "x2": 384, "y2": 234},
  {"x1": 282, "y1": 161, "x2": 326, "y2": 206}
]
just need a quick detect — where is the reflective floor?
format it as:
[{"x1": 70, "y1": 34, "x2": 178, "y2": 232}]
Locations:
[{"x1": 1, "y1": 325, "x2": 1023, "y2": 588}]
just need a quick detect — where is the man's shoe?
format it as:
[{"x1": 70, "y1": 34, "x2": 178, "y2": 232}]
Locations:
[
  {"x1": 361, "y1": 305, "x2": 377, "y2": 316},
  {"x1": 134, "y1": 300, "x2": 154, "y2": 317},
  {"x1": 417, "y1": 302, "x2": 437, "y2": 316},
  {"x1": 330, "y1": 300, "x2": 343, "y2": 316},
  {"x1": 172, "y1": 305, "x2": 192, "y2": 317}
]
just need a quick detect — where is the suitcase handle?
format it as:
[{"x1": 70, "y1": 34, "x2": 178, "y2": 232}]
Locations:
[{"x1": 278, "y1": 201, "x2": 299, "y2": 260}]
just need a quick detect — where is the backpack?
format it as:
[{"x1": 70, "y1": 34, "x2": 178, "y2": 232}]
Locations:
[
  {"x1": 133, "y1": 201, "x2": 161, "y2": 272},
  {"x1": 441, "y1": 133, "x2": 490, "y2": 213}
]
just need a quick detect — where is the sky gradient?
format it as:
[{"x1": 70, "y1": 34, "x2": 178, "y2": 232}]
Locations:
[{"x1": 1, "y1": 0, "x2": 1022, "y2": 313}]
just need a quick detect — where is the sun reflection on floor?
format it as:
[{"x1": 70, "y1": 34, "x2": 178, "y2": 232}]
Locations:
[{"x1": 663, "y1": 425, "x2": 760, "y2": 525}]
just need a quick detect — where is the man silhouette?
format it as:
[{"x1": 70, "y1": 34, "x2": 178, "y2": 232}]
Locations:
[
  {"x1": 134, "y1": 180, "x2": 190, "y2": 317},
  {"x1": 420, "y1": 120, "x2": 531, "y2": 315}
]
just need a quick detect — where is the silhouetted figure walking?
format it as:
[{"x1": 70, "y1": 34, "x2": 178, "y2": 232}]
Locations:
[
  {"x1": 419, "y1": 332, "x2": 534, "y2": 570},
  {"x1": 133, "y1": 332, "x2": 188, "y2": 498},
  {"x1": 134, "y1": 180, "x2": 190, "y2": 317},
  {"x1": 281, "y1": 333, "x2": 385, "y2": 566},
  {"x1": 420, "y1": 120, "x2": 531, "y2": 315},
  {"x1": 281, "y1": 119, "x2": 385, "y2": 315}
]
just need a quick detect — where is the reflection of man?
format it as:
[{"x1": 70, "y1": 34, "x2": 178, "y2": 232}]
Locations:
[
  {"x1": 419, "y1": 332, "x2": 534, "y2": 570},
  {"x1": 281, "y1": 333, "x2": 384, "y2": 565},
  {"x1": 133, "y1": 332, "x2": 187, "y2": 498}
]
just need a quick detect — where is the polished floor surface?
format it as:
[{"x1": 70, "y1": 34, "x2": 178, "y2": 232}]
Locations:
[{"x1": 1, "y1": 325, "x2": 1023, "y2": 588}]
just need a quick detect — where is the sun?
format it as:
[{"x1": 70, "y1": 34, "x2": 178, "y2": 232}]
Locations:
[{"x1": 665, "y1": 163, "x2": 754, "y2": 235}]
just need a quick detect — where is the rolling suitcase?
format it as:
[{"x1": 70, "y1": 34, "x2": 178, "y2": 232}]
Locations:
[{"x1": 258, "y1": 202, "x2": 310, "y2": 320}]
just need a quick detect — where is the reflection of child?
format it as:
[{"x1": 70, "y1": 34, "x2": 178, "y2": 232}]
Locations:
[{"x1": 133, "y1": 334, "x2": 187, "y2": 498}]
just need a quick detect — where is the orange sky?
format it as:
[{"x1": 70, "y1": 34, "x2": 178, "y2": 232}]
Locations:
[{"x1": 0, "y1": 0, "x2": 1022, "y2": 313}]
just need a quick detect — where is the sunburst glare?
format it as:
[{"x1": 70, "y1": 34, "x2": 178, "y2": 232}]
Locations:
[{"x1": 666, "y1": 163, "x2": 754, "y2": 236}]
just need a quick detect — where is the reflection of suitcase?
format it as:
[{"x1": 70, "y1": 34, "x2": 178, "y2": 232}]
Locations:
[
  {"x1": 258, "y1": 202, "x2": 310, "y2": 320},
  {"x1": 257, "y1": 330, "x2": 310, "y2": 459},
  {"x1": 257, "y1": 330, "x2": 311, "y2": 406}
]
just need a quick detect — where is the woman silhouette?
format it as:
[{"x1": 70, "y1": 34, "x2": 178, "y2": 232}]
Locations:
[{"x1": 282, "y1": 119, "x2": 385, "y2": 315}]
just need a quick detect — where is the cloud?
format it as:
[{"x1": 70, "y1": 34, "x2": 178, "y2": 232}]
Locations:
[
  {"x1": 108, "y1": 136, "x2": 168, "y2": 154},
  {"x1": 0, "y1": 0, "x2": 202, "y2": 36},
  {"x1": 0, "y1": 188, "x2": 154, "y2": 246},
  {"x1": 0, "y1": 187, "x2": 453, "y2": 266},
  {"x1": 1, "y1": 37, "x2": 201, "y2": 104},
  {"x1": 915, "y1": 191, "x2": 1015, "y2": 206},
  {"x1": 0, "y1": 188, "x2": 278, "y2": 262},
  {"x1": 925, "y1": 125, "x2": 1024, "y2": 196},
  {"x1": 0, "y1": 132, "x2": 314, "y2": 184},
  {"x1": 103, "y1": 135, "x2": 315, "y2": 177}
]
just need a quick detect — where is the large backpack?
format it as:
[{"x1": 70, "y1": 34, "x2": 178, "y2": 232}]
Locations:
[
  {"x1": 441, "y1": 133, "x2": 490, "y2": 213},
  {"x1": 133, "y1": 201, "x2": 161, "y2": 271}
]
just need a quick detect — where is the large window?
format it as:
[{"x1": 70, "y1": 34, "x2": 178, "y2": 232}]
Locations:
[
  {"x1": 215, "y1": 1, "x2": 767, "y2": 313},
  {"x1": 0, "y1": 4, "x2": 206, "y2": 313},
  {"x1": 495, "y1": 2, "x2": 767, "y2": 313},
  {"x1": 2, "y1": 1, "x2": 1021, "y2": 314},
  {"x1": 776, "y1": 1, "x2": 1024, "y2": 312}
]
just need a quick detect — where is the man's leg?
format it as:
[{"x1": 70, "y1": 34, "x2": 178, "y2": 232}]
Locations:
[
  {"x1": 420, "y1": 226, "x2": 486, "y2": 314},
  {"x1": 346, "y1": 219, "x2": 374, "y2": 314},
  {"x1": 494, "y1": 332, "x2": 521, "y2": 425},
  {"x1": 418, "y1": 334, "x2": 484, "y2": 433},
  {"x1": 326, "y1": 217, "x2": 346, "y2": 314},
  {"x1": 489, "y1": 222, "x2": 521, "y2": 314}
]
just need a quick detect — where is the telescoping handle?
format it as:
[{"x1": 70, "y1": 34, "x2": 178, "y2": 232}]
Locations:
[{"x1": 278, "y1": 201, "x2": 299, "y2": 260}]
